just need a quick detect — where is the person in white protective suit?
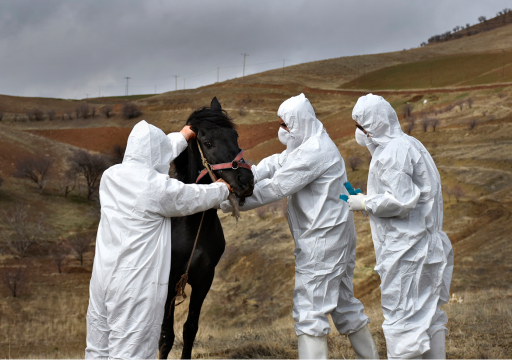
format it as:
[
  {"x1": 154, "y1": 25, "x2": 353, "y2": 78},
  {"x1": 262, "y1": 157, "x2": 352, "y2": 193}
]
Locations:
[
  {"x1": 85, "y1": 120, "x2": 231, "y2": 359},
  {"x1": 348, "y1": 94, "x2": 454, "y2": 359},
  {"x1": 221, "y1": 94, "x2": 379, "y2": 359}
]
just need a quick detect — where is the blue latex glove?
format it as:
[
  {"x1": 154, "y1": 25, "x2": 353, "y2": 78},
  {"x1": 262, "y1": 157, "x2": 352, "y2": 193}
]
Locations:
[{"x1": 340, "y1": 181, "x2": 362, "y2": 202}]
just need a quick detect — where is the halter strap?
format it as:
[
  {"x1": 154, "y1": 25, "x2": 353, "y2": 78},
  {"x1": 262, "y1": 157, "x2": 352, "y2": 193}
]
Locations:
[{"x1": 195, "y1": 142, "x2": 251, "y2": 183}]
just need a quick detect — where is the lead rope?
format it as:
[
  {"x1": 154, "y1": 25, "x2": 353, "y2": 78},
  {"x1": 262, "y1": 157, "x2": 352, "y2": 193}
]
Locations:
[
  {"x1": 168, "y1": 140, "x2": 238, "y2": 314},
  {"x1": 169, "y1": 210, "x2": 205, "y2": 312}
]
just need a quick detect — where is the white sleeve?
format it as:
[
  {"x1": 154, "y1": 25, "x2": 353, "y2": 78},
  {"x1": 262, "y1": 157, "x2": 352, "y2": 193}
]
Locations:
[
  {"x1": 365, "y1": 152, "x2": 420, "y2": 218},
  {"x1": 238, "y1": 145, "x2": 324, "y2": 211},
  {"x1": 157, "y1": 179, "x2": 229, "y2": 217},
  {"x1": 166, "y1": 132, "x2": 188, "y2": 163},
  {"x1": 251, "y1": 153, "x2": 283, "y2": 183}
]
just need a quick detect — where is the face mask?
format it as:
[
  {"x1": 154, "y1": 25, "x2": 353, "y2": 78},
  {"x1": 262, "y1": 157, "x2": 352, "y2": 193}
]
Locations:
[
  {"x1": 355, "y1": 128, "x2": 367, "y2": 147},
  {"x1": 278, "y1": 127, "x2": 290, "y2": 146}
]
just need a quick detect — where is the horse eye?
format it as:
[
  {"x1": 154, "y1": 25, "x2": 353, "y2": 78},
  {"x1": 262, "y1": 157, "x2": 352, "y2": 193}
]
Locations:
[{"x1": 204, "y1": 141, "x2": 212, "y2": 148}]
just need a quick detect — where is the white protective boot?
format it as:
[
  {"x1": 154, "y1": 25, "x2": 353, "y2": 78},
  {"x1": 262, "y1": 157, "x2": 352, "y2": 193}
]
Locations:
[
  {"x1": 422, "y1": 330, "x2": 446, "y2": 359},
  {"x1": 298, "y1": 334, "x2": 328, "y2": 359},
  {"x1": 348, "y1": 325, "x2": 380, "y2": 359}
]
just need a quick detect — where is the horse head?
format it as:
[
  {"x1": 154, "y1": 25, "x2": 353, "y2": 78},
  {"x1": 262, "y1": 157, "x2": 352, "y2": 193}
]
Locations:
[{"x1": 175, "y1": 97, "x2": 254, "y2": 202}]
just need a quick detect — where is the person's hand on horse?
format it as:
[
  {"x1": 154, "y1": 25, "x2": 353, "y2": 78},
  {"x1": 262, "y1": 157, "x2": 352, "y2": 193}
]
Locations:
[
  {"x1": 216, "y1": 178, "x2": 232, "y2": 193},
  {"x1": 180, "y1": 125, "x2": 196, "y2": 141}
]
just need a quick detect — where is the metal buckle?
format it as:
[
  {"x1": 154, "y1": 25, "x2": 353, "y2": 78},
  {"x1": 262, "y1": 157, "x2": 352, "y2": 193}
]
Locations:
[{"x1": 231, "y1": 161, "x2": 239, "y2": 169}]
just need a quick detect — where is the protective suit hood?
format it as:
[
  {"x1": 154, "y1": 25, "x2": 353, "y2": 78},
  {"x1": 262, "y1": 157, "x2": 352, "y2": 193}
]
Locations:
[
  {"x1": 277, "y1": 93, "x2": 325, "y2": 152},
  {"x1": 123, "y1": 120, "x2": 175, "y2": 174},
  {"x1": 352, "y1": 94, "x2": 403, "y2": 147}
]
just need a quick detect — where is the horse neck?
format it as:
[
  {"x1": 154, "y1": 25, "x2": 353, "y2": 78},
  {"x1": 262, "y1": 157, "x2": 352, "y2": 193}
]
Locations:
[{"x1": 174, "y1": 141, "x2": 212, "y2": 186}]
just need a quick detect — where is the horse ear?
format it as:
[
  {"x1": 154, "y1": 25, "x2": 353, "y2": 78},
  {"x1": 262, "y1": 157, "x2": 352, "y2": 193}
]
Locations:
[{"x1": 211, "y1": 97, "x2": 222, "y2": 111}]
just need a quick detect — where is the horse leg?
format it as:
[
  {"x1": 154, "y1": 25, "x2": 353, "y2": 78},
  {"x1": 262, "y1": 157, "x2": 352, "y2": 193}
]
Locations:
[
  {"x1": 181, "y1": 273, "x2": 214, "y2": 359},
  {"x1": 159, "y1": 287, "x2": 177, "y2": 359}
]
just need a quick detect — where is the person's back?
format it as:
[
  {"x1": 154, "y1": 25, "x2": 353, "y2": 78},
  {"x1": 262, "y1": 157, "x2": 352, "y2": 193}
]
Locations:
[{"x1": 86, "y1": 120, "x2": 229, "y2": 359}]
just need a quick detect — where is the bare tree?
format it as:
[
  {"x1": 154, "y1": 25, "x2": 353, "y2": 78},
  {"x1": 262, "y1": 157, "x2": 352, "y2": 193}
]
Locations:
[
  {"x1": 47, "y1": 109, "x2": 56, "y2": 121},
  {"x1": 101, "y1": 105, "x2": 113, "y2": 118},
  {"x1": 451, "y1": 186, "x2": 465, "y2": 202},
  {"x1": 56, "y1": 171, "x2": 77, "y2": 198},
  {"x1": 405, "y1": 117, "x2": 416, "y2": 135},
  {"x1": 121, "y1": 102, "x2": 142, "y2": 119},
  {"x1": 76, "y1": 104, "x2": 90, "y2": 119},
  {"x1": 2, "y1": 263, "x2": 28, "y2": 297},
  {"x1": 2, "y1": 204, "x2": 45, "y2": 259},
  {"x1": 0, "y1": 109, "x2": 4, "y2": 121},
  {"x1": 50, "y1": 243, "x2": 70, "y2": 273},
  {"x1": 468, "y1": 119, "x2": 478, "y2": 130},
  {"x1": 421, "y1": 118, "x2": 430, "y2": 132},
  {"x1": 111, "y1": 144, "x2": 126, "y2": 164},
  {"x1": 33, "y1": 109, "x2": 44, "y2": 121},
  {"x1": 431, "y1": 118, "x2": 440, "y2": 131},
  {"x1": 68, "y1": 150, "x2": 109, "y2": 200},
  {"x1": 466, "y1": 98, "x2": 473, "y2": 108},
  {"x1": 69, "y1": 234, "x2": 92, "y2": 266},
  {"x1": 13, "y1": 155, "x2": 54, "y2": 194},
  {"x1": 91, "y1": 106, "x2": 97, "y2": 118},
  {"x1": 348, "y1": 156, "x2": 363, "y2": 171},
  {"x1": 478, "y1": 16, "x2": 487, "y2": 23},
  {"x1": 402, "y1": 104, "x2": 413, "y2": 119}
]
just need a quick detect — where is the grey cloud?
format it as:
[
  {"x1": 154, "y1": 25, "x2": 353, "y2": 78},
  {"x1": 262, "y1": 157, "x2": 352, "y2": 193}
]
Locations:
[{"x1": 0, "y1": 0, "x2": 510, "y2": 98}]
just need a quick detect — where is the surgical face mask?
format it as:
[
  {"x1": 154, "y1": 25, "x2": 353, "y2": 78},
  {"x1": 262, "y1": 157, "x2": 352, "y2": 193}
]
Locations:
[
  {"x1": 278, "y1": 127, "x2": 291, "y2": 146},
  {"x1": 355, "y1": 128, "x2": 367, "y2": 147}
]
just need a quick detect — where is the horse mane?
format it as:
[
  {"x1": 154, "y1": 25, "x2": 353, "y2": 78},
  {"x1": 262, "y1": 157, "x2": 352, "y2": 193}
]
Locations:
[
  {"x1": 186, "y1": 106, "x2": 236, "y2": 131},
  {"x1": 173, "y1": 105, "x2": 236, "y2": 183}
]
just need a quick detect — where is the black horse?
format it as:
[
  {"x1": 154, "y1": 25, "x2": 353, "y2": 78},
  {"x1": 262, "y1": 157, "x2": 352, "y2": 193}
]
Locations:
[{"x1": 159, "y1": 98, "x2": 254, "y2": 359}]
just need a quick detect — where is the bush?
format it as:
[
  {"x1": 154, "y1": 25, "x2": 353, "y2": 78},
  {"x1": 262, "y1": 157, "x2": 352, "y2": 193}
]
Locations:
[
  {"x1": 348, "y1": 156, "x2": 363, "y2": 171},
  {"x1": 2, "y1": 263, "x2": 28, "y2": 297},
  {"x1": 13, "y1": 155, "x2": 54, "y2": 194},
  {"x1": 0, "y1": 109, "x2": 4, "y2": 121},
  {"x1": 76, "y1": 104, "x2": 90, "y2": 119},
  {"x1": 69, "y1": 234, "x2": 92, "y2": 266},
  {"x1": 47, "y1": 109, "x2": 56, "y2": 120},
  {"x1": 101, "y1": 105, "x2": 113, "y2": 118},
  {"x1": 122, "y1": 102, "x2": 142, "y2": 119},
  {"x1": 468, "y1": 119, "x2": 478, "y2": 130}
]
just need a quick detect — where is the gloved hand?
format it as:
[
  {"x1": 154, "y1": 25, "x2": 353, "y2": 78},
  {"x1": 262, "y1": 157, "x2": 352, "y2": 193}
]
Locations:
[
  {"x1": 347, "y1": 194, "x2": 366, "y2": 211},
  {"x1": 220, "y1": 200, "x2": 233, "y2": 213}
]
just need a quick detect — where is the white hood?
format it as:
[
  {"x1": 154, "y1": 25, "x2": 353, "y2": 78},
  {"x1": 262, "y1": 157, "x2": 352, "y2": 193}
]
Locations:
[
  {"x1": 123, "y1": 120, "x2": 174, "y2": 174},
  {"x1": 277, "y1": 93, "x2": 325, "y2": 152},
  {"x1": 352, "y1": 93, "x2": 403, "y2": 147}
]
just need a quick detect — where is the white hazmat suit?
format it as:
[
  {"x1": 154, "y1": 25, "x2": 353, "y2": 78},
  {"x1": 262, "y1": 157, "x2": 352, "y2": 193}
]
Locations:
[
  {"x1": 85, "y1": 120, "x2": 229, "y2": 359},
  {"x1": 222, "y1": 94, "x2": 377, "y2": 358},
  {"x1": 352, "y1": 94, "x2": 454, "y2": 359}
]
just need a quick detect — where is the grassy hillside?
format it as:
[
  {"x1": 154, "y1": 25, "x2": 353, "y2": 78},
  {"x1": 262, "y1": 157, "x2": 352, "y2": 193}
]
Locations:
[
  {"x1": 341, "y1": 52, "x2": 512, "y2": 90},
  {"x1": 1, "y1": 19, "x2": 512, "y2": 359}
]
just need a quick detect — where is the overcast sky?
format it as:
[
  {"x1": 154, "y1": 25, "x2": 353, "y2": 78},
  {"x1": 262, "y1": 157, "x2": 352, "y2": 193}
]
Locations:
[{"x1": 1, "y1": 0, "x2": 510, "y2": 99}]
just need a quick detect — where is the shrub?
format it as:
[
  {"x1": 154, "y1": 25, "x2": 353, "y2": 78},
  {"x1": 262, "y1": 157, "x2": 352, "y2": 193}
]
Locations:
[
  {"x1": 47, "y1": 109, "x2": 56, "y2": 120},
  {"x1": 69, "y1": 234, "x2": 92, "y2": 266},
  {"x1": 13, "y1": 155, "x2": 54, "y2": 194},
  {"x1": 468, "y1": 119, "x2": 478, "y2": 130},
  {"x1": 348, "y1": 156, "x2": 363, "y2": 171},
  {"x1": 101, "y1": 105, "x2": 113, "y2": 118},
  {"x1": 2, "y1": 263, "x2": 28, "y2": 297},
  {"x1": 122, "y1": 102, "x2": 142, "y2": 119}
]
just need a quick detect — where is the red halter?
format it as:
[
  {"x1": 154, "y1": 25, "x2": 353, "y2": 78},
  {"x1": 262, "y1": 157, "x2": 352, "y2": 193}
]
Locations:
[{"x1": 195, "y1": 149, "x2": 252, "y2": 183}]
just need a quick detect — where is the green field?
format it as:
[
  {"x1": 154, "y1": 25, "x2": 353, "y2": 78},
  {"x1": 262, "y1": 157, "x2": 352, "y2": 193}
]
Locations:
[{"x1": 340, "y1": 52, "x2": 512, "y2": 90}]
